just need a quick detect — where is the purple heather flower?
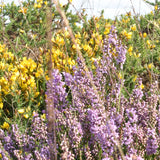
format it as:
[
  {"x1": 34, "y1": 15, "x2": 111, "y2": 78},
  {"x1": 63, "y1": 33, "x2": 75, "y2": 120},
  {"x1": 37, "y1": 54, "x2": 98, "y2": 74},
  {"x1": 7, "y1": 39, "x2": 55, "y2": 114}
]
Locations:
[
  {"x1": 1, "y1": 114, "x2": 50, "y2": 159},
  {"x1": 126, "y1": 108, "x2": 138, "y2": 124},
  {"x1": 122, "y1": 122, "x2": 134, "y2": 146},
  {"x1": 111, "y1": 82, "x2": 121, "y2": 98},
  {"x1": 146, "y1": 128, "x2": 158, "y2": 155},
  {"x1": 131, "y1": 88, "x2": 143, "y2": 101},
  {"x1": 13, "y1": 150, "x2": 23, "y2": 159},
  {"x1": 45, "y1": 69, "x2": 68, "y2": 112},
  {"x1": 157, "y1": 106, "x2": 160, "y2": 137},
  {"x1": 60, "y1": 133, "x2": 75, "y2": 160},
  {"x1": 34, "y1": 150, "x2": 42, "y2": 160},
  {"x1": 31, "y1": 115, "x2": 48, "y2": 142},
  {"x1": 63, "y1": 109, "x2": 83, "y2": 155},
  {"x1": 87, "y1": 108, "x2": 120, "y2": 156},
  {"x1": 105, "y1": 25, "x2": 127, "y2": 69},
  {"x1": 0, "y1": 129, "x2": 4, "y2": 140},
  {"x1": 125, "y1": 154, "x2": 144, "y2": 160},
  {"x1": 84, "y1": 145, "x2": 93, "y2": 160},
  {"x1": 102, "y1": 157, "x2": 111, "y2": 160},
  {"x1": 24, "y1": 153, "x2": 33, "y2": 160},
  {"x1": 0, "y1": 141, "x2": 10, "y2": 160},
  {"x1": 12, "y1": 124, "x2": 23, "y2": 148}
]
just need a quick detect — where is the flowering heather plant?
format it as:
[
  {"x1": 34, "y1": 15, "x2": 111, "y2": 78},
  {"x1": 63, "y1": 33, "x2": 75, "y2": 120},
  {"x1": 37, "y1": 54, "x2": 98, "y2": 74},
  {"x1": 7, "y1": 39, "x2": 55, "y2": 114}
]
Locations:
[
  {"x1": 1, "y1": 24, "x2": 160, "y2": 159},
  {"x1": 0, "y1": 113, "x2": 49, "y2": 159},
  {"x1": 44, "y1": 26, "x2": 160, "y2": 159}
]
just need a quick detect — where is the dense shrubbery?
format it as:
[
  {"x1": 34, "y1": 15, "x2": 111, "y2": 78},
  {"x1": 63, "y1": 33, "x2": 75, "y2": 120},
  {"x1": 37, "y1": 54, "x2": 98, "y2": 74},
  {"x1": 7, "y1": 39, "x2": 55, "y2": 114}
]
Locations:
[{"x1": 0, "y1": 0, "x2": 160, "y2": 159}]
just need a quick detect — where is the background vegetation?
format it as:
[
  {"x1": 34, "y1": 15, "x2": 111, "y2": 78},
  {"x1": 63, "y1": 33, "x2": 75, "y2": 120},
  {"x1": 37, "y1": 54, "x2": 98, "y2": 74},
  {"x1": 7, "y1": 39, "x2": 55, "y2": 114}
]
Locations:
[{"x1": 0, "y1": 0, "x2": 160, "y2": 159}]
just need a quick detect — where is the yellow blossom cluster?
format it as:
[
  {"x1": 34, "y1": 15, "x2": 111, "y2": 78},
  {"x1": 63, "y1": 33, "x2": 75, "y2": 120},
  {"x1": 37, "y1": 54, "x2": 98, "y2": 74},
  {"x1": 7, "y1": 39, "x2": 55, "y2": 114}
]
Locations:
[
  {"x1": 127, "y1": 46, "x2": 141, "y2": 58},
  {"x1": 0, "y1": 54, "x2": 43, "y2": 96},
  {"x1": 1, "y1": 121, "x2": 9, "y2": 130},
  {"x1": 146, "y1": 40, "x2": 156, "y2": 49},
  {"x1": 104, "y1": 22, "x2": 111, "y2": 35},
  {"x1": 130, "y1": 24, "x2": 137, "y2": 31},
  {"x1": 48, "y1": 32, "x2": 76, "y2": 72},
  {"x1": 148, "y1": 63, "x2": 154, "y2": 69},
  {"x1": 121, "y1": 30, "x2": 132, "y2": 39},
  {"x1": 18, "y1": 7, "x2": 27, "y2": 14},
  {"x1": 45, "y1": 24, "x2": 110, "y2": 72},
  {"x1": 155, "y1": 5, "x2": 158, "y2": 11},
  {"x1": 0, "y1": 44, "x2": 45, "y2": 119},
  {"x1": 122, "y1": 18, "x2": 130, "y2": 24},
  {"x1": 17, "y1": 106, "x2": 34, "y2": 119},
  {"x1": 34, "y1": 0, "x2": 48, "y2": 9}
]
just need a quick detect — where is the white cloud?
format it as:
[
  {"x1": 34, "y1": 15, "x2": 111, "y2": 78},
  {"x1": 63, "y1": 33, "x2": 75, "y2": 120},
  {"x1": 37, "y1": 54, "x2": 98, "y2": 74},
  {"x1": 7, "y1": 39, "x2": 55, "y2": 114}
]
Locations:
[
  {"x1": 65, "y1": 0, "x2": 155, "y2": 19},
  {"x1": 75, "y1": 0, "x2": 155, "y2": 19},
  {"x1": 4, "y1": 0, "x2": 155, "y2": 19}
]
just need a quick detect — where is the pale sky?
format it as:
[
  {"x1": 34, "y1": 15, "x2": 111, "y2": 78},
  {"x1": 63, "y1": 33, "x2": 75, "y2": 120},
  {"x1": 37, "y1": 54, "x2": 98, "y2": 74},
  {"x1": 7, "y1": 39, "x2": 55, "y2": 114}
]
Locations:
[{"x1": 4, "y1": 0, "x2": 155, "y2": 19}]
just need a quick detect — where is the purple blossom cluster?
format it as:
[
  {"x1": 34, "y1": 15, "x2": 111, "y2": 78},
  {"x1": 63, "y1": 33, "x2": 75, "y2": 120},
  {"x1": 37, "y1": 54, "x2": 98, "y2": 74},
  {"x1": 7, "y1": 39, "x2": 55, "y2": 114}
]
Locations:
[
  {"x1": 0, "y1": 114, "x2": 49, "y2": 159},
  {"x1": 146, "y1": 128, "x2": 158, "y2": 155},
  {"x1": 103, "y1": 25, "x2": 126, "y2": 70},
  {"x1": 1, "y1": 26, "x2": 160, "y2": 159}
]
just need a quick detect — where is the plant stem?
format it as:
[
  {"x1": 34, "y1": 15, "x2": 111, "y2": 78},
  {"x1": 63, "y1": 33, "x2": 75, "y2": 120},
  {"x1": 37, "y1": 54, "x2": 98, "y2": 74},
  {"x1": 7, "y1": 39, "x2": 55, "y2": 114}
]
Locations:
[{"x1": 46, "y1": 1, "x2": 57, "y2": 160}]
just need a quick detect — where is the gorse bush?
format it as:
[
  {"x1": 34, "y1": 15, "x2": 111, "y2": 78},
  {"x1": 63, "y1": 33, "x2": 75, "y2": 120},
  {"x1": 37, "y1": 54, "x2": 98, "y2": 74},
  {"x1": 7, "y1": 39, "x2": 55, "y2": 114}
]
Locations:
[
  {"x1": 0, "y1": 0, "x2": 85, "y2": 126},
  {"x1": 0, "y1": 0, "x2": 113, "y2": 125},
  {"x1": 0, "y1": 0, "x2": 160, "y2": 159},
  {"x1": 0, "y1": 43, "x2": 46, "y2": 123}
]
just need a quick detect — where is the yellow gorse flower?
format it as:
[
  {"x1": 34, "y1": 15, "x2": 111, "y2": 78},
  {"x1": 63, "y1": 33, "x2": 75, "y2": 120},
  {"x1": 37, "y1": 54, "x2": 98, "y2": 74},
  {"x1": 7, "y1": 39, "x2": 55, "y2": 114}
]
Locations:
[
  {"x1": 72, "y1": 44, "x2": 81, "y2": 50},
  {"x1": 82, "y1": 44, "x2": 92, "y2": 52},
  {"x1": 0, "y1": 43, "x2": 45, "y2": 114},
  {"x1": 128, "y1": 46, "x2": 133, "y2": 52},
  {"x1": 133, "y1": 52, "x2": 141, "y2": 58},
  {"x1": 118, "y1": 73, "x2": 123, "y2": 79},
  {"x1": 122, "y1": 18, "x2": 130, "y2": 23},
  {"x1": 143, "y1": 33, "x2": 147, "y2": 38},
  {"x1": 18, "y1": 7, "x2": 27, "y2": 14},
  {"x1": 146, "y1": 40, "x2": 150, "y2": 45},
  {"x1": 69, "y1": 0, "x2": 73, "y2": 3},
  {"x1": 41, "y1": 114, "x2": 46, "y2": 120},
  {"x1": 0, "y1": 44, "x2": 6, "y2": 52},
  {"x1": 104, "y1": 28, "x2": 110, "y2": 35},
  {"x1": 140, "y1": 84, "x2": 144, "y2": 90},
  {"x1": 34, "y1": 3, "x2": 42, "y2": 8},
  {"x1": 131, "y1": 24, "x2": 137, "y2": 31},
  {"x1": 34, "y1": 92, "x2": 40, "y2": 98},
  {"x1": 0, "y1": 62, "x2": 5, "y2": 70},
  {"x1": 44, "y1": 1, "x2": 48, "y2": 5},
  {"x1": 18, "y1": 108, "x2": 25, "y2": 114},
  {"x1": 37, "y1": 0, "x2": 43, "y2": 3},
  {"x1": 126, "y1": 32, "x2": 132, "y2": 39},
  {"x1": 150, "y1": 44, "x2": 156, "y2": 49},
  {"x1": 75, "y1": 32, "x2": 81, "y2": 38},
  {"x1": 1, "y1": 122, "x2": 9, "y2": 130},
  {"x1": 155, "y1": 5, "x2": 158, "y2": 11},
  {"x1": 148, "y1": 63, "x2": 153, "y2": 69},
  {"x1": 0, "y1": 102, "x2": 3, "y2": 109},
  {"x1": 133, "y1": 75, "x2": 137, "y2": 82},
  {"x1": 121, "y1": 30, "x2": 132, "y2": 39},
  {"x1": 20, "y1": 29, "x2": 25, "y2": 33},
  {"x1": 23, "y1": 114, "x2": 29, "y2": 119},
  {"x1": 0, "y1": 3, "x2": 5, "y2": 8}
]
